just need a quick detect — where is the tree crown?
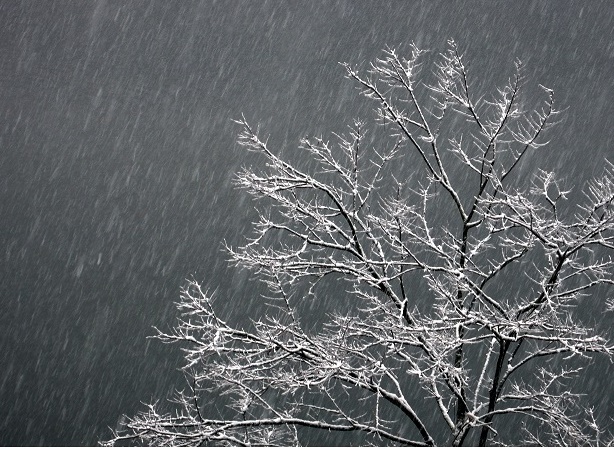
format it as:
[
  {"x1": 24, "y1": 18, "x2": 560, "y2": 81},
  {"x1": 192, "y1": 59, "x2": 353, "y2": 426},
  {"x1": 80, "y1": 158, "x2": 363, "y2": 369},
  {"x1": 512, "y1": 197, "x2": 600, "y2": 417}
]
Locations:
[{"x1": 104, "y1": 40, "x2": 614, "y2": 447}]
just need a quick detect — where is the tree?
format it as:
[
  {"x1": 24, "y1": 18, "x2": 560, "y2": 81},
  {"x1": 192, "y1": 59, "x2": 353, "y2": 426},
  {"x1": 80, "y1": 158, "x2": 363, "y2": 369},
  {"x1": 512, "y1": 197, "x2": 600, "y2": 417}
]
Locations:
[{"x1": 103, "y1": 40, "x2": 614, "y2": 446}]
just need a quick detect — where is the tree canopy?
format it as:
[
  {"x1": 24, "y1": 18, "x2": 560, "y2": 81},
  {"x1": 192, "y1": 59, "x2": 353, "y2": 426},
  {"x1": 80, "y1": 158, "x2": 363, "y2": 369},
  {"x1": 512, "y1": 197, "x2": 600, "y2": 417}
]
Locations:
[{"x1": 103, "y1": 40, "x2": 614, "y2": 447}]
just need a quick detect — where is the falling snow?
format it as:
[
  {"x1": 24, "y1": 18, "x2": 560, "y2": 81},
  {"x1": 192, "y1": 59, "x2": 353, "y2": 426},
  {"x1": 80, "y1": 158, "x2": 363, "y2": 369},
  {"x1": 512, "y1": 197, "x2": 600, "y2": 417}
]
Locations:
[{"x1": 1, "y1": 1, "x2": 613, "y2": 446}]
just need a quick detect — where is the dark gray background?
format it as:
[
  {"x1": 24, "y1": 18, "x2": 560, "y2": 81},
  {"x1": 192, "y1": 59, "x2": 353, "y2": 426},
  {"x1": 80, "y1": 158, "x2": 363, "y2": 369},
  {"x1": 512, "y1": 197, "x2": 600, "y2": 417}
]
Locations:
[{"x1": 1, "y1": 1, "x2": 613, "y2": 445}]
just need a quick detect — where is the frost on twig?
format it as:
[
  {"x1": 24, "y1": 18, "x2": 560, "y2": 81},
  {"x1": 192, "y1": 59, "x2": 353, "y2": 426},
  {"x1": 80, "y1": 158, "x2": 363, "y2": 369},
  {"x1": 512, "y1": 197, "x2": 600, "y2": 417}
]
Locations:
[{"x1": 103, "y1": 41, "x2": 614, "y2": 447}]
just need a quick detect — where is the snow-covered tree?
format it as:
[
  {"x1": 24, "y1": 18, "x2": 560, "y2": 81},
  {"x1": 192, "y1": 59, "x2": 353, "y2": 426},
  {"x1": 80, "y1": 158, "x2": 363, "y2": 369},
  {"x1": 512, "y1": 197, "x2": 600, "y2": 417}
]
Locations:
[{"x1": 103, "y1": 41, "x2": 614, "y2": 446}]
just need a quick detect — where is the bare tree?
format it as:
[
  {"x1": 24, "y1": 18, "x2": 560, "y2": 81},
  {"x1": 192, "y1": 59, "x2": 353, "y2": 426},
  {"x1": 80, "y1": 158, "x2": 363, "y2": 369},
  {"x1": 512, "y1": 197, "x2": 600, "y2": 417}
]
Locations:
[{"x1": 103, "y1": 41, "x2": 614, "y2": 446}]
